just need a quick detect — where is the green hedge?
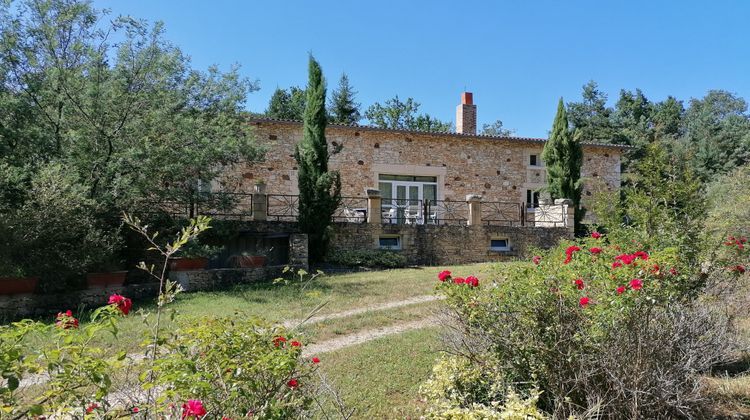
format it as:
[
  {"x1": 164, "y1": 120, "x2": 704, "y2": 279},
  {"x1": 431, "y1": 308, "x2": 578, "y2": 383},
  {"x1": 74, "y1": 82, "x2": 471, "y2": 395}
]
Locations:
[{"x1": 325, "y1": 249, "x2": 407, "y2": 269}]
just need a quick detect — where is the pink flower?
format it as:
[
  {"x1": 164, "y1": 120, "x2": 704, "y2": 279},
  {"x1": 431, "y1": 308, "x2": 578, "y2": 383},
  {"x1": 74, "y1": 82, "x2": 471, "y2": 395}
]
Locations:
[
  {"x1": 579, "y1": 297, "x2": 590, "y2": 307},
  {"x1": 574, "y1": 278, "x2": 585, "y2": 290},
  {"x1": 465, "y1": 276, "x2": 479, "y2": 287},
  {"x1": 453, "y1": 277, "x2": 465, "y2": 285},
  {"x1": 287, "y1": 378, "x2": 299, "y2": 389},
  {"x1": 108, "y1": 294, "x2": 132, "y2": 315},
  {"x1": 312, "y1": 357, "x2": 320, "y2": 364},
  {"x1": 182, "y1": 399, "x2": 207, "y2": 418},
  {"x1": 55, "y1": 310, "x2": 79, "y2": 329},
  {"x1": 564, "y1": 246, "x2": 581, "y2": 264},
  {"x1": 438, "y1": 270, "x2": 451, "y2": 282},
  {"x1": 589, "y1": 247, "x2": 602, "y2": 255},
  {"x1": 616, "y1": 285, "x2": 626, "y2": 295},
  {"x1": 532, "y1": 255, "x2": 542, "y2": 265},
  {"x1": 629, "y1": 279, "x2": 643, "y2": 290},
  {"x1": 591, "y1": 232, "x2": 602, "y2": 239}
]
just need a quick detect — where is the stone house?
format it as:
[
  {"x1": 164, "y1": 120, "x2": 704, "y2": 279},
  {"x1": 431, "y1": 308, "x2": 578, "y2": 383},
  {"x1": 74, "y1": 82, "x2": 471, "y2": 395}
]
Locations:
[{"x1": 227, "y1": 92, "x2": 623, "y2": 218}]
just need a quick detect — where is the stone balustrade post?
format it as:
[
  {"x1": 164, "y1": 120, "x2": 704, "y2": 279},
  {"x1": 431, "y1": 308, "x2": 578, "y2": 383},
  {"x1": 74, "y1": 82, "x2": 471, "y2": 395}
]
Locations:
[
  {"x1": 466, "y1": 194, "x2": 482, "y2": 226},
  {"x1": 366, "y1": 188, "x2": 382, "y2": 224},
  {"x1": 252, "y1": 185, "x2": 267, "y2": 221}
]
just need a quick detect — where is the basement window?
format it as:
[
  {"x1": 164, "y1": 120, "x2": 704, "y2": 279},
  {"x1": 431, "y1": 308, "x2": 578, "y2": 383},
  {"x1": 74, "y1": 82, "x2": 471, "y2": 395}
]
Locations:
[
  {"x1": 490, "y1": 238, "x2": 510, "y2": 251},
  {"x1": 379, "y1": 235, "x2": 401, "y2": 250}
]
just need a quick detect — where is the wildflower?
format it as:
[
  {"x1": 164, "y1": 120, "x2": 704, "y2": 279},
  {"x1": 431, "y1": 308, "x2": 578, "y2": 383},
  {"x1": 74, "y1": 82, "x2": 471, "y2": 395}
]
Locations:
[
  {"x1": 312, "y1": 357, "x2": 320, "y2": 364},
  {"x1": 591, "y1": 232, "x2": 602, "y2": 239},
  {"x1": 574, "y1": 278, "x2": 585, "y2": 290},
  {"x1": 108, "y1": 294, "x2": 132, "y2": 315},
  {"x1": 55, "y1": 310, "x2": 79, "y2": 329},
  {"x1": 616, "y1": 285, "x2": 626, "y2": 295},
  {"x1": 438, "y1": 270, "x2": 451, "y2": 282},
  {"x1": 629, "y1": 279, "x2": 643, "y2": 290},
  {"x1": 564, "y1": 246, "x2": 581, "y2": 264},
  {"x1": 291, "y1": 341, "x2": 302, "y2": 348},
  {"x1": 589, "y1": 247, "x2": 602, "y2": 255},
  {"x1": 273, "y1": 336, "x2": 287, "y2": 347},
  {"x1": 532, "y1": 255, "x2": 542, "y2": 265},
  {"x1": 287, "y1": 378, "x2": 299, "y2": 388},
  {"x1": 579, "y1": 297, "x2": 590, "y2": 307},
  {"x1": 182, "y1": 399, "x2": 207, "y2": 418},
  {"x1": 465, "y1": 275, "x2": 479, "y2": 287}
]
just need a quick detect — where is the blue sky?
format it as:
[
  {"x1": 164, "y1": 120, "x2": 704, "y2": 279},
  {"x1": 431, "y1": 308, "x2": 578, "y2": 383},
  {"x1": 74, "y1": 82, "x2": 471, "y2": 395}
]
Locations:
[{"x1": 95, "y1": 0, "x2": 750, "y2": 138}]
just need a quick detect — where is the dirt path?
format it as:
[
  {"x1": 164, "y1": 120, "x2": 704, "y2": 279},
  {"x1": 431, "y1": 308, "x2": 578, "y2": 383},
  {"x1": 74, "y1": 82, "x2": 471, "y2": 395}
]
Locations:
[
  {"x1": 301, "y1": 316, "x2": 439, "y2": 356},
  {"x1": 283, "y1": 294, "x2": 443, "y2": 328}
]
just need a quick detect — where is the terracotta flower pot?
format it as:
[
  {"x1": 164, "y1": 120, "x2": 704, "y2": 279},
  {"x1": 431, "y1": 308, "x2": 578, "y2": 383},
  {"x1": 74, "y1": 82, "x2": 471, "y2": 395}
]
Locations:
[
  {"x1": 236, "y1": 255, "x2": 267, "y2": 268},
  {"x1": 86, "y1": 271, "x2": 128, "y2": 288},
  {"x1": 169, "y1": 257, "x2": 209, "y2": 271},
  {"x1": 0, "y1": 277, "x2": 39, "y2": 295}
]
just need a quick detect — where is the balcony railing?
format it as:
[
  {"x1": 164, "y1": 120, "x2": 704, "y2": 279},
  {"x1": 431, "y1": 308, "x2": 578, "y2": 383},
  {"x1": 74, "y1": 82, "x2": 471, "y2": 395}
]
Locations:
[
  {"x1": 146, "y1": 192, "x2": 253, "y2": 220},
  {"x1": 424, "y1": 199, "x2": 468, "y2": 225},
  {"x1": 333, "y1": 196, "x2": 369, "y2": 223},
  {"x1": 267, "y1": 194, "x2": 299, "y2": 222},
  {"x1": 481, "y1": 201, "x2": 523, "y2": 226}
]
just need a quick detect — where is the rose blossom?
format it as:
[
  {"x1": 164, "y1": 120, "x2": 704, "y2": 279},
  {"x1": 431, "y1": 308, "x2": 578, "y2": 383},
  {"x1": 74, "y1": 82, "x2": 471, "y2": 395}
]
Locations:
[
  {"x1": 574, "y1": 278, "x2": 585, "y2": 290},
  {"x1": 589, "y1": 247, "x2": 602, "y2": 255},
  {"x1": 438, "y1": 270, "x2": 451, "y2": 282},
  {"x1": 287, "y1": 378, "x2": 299, "y2": 388},
  {"x1": 108, "y1": 294, "x2": 132, "y2": 315},
  {"x1": 564, "y1": 246, "x2": 581, "y2": 264},
  {"x1": 182, "y1": 400, "x2": 207, "y2": 418},
  {"x1": 465, "y1": 275, "x2": 479, "y2": 287},
  {"x1": 579, "y1": 297, "x2": 591, "y2": 307},
  {"x1": 591, "y1": 232, "x2": 602, "y2": 239},
  {"x1": 532, "y1": 255, "x2": 542, "y2": 265},
  {"x1": 312, "y1": 357, "x2": 320, "y2": 364},
  {"x1": 616, "y1": 286, "x2": 626, "y2": 295},
  {"x1": 629, "y1": 279, "x2": 643, "y2": 290},
  {"x1": 453, "y1": 277, "x2": 465, "y2": 285},
  {"x1": 55, "y1": 310, "x2": 79, "y2": 329}
]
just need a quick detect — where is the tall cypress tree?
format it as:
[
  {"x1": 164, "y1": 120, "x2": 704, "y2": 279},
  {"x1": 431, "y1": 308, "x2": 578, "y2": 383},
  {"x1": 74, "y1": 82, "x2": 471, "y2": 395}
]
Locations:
[
  {"x1": 328, "y1": 73, "x2": 361, "y2": 124},
  {"x1": 542, "y1": 98, "x2": 584, "y2": 228},
  {"x1": 295, "y1": 56, "x2": 341, "y2": 262}
]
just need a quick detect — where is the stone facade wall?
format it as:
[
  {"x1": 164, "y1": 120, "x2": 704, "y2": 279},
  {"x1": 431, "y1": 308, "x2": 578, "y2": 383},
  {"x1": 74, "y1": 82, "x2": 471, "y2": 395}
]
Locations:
[
  {"x1": 329, "y1": 222, "x2": 570, "y2": 266},
  {"x1": 225, "y1": 121, "x2": 622, "y2": 213}
]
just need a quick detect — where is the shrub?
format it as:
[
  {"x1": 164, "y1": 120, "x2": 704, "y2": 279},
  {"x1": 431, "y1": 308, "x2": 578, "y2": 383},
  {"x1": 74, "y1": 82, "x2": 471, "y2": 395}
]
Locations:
[
  {"x1": 430, "y1": 230, "x2": 749, "y2": 418},
  {"x1": 326, "y1": 249, "x2": 407, "y2": 268}
]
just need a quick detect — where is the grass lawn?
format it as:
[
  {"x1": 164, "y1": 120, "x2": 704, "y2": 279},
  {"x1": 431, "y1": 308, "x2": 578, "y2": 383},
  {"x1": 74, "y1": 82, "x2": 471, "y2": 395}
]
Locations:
[{"x1": 317, "y1": 326, "x2": 443, "y2": 419}]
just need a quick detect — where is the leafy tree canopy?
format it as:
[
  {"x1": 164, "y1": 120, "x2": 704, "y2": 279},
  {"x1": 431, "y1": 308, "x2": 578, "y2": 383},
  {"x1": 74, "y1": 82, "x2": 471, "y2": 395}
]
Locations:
[{"x1": 364, "y1": 96, "x2": 451, "y2": 132}]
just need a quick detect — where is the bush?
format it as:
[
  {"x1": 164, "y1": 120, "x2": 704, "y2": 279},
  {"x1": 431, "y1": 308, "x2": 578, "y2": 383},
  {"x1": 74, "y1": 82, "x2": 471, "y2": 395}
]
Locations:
[
  {"x1": 429, "y1": 230, "x2": 749, "y2": 418},
  {"x1": 326, "y1": 249, "x2": 407, "y2": 268}
]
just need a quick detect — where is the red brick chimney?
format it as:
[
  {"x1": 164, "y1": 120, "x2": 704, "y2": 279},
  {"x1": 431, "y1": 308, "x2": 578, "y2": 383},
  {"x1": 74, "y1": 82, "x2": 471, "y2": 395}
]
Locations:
[{"x1": 456, "y1": 92, "x2": 477, "y2": 135}]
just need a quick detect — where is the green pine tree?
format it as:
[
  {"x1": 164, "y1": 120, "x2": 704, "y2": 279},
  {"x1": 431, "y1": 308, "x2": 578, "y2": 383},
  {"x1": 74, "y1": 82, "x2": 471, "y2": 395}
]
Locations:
[
  {"x1": 328, "y1": 73, "x2": 361, "y2": 124},
  {"x1": 542, "y1": 98, "x2": 584, "y2": 228},
  {"x1": 295, "y1": 56, "x2": 341, "y2": 262}
]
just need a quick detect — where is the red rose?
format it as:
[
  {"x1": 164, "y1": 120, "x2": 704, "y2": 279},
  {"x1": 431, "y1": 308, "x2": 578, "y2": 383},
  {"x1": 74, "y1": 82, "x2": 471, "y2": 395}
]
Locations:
[
  {"x1": 287, "y1": 378, "x2": 299, "y2": 389},
  {"x1": 453, "y1": 277, "x2": 465, "y2": 285},
  {"x1": 108, "y1": 294, "x2": 132, "y2": 315},
  {"x1": 616, "y1": 285, "x2": 626, "y2": 295},
  {"x1": 579, "y1": 297, "x2": 591, "y2": 307},
  {"x1": 291, "y1": 341, "x2": 302, "y2": 347},
  {"x1": 591, "y1": 232, "x2": 602, "y2": 239},
  {"x1": 55, "y1": 310, "x2": 79, "y2": 329},
  {"x1": 273, "y1": 336, "x2": 287, "y2": 347},
  {"x1": 732, "y1": 265, "x2": 746, "y2": 274},
  {"x1": 86, "y1": 403, "x2": 99, "y2": 414},
  {"x1": 633, "y1": 251, "x2": 649, "y2": 261},
  {"x1": 612, "y1": 261, "x2": 623, "y2": 269},
  {"x1": 574, "y1": 278, "x2": 585, "y2": 290},
  {"x1": 629, "y1": 278, "x2": 643, "y2": 290},
  {"x1": 532, "y1": 255, "x2": 542, "y2": 265},
  {"x1": 438, "y1": 270, "x2": 451, "y2": 282},
  {"x1": 465, "y1": 276, "x2": 479, "y2": 287},
  {"x1": 132, "y1": 407, "x2": 140, "y2": 413},
  {"x1": 312, "y1": 357, "x2": 320, "y2": 364},
  {"x1": 589, "y1": 247, "x2": 602, "y2": 255},
  {"x1": 181, "y1": 399, "x2": 207, "y2": 418},
  {"x1": 669, "y1": 267, "x2": 678, "y2": 276}
]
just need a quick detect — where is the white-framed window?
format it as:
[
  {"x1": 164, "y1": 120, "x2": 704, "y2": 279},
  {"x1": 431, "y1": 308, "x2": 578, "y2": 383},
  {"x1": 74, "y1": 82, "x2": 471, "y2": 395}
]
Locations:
[
  {"x1": 490, "y1": 238, "x2": 510, "y2": 251},
  {"x1": 379, "y1": 235, "x2": 401, "y2": 250}
]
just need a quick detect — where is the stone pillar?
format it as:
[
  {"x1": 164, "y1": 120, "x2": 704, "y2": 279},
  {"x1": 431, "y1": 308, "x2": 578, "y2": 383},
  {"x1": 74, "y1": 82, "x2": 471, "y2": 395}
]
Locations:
[
  {"x1": 466, "y1": 194, "x2": 482, "y2": 226},
  {"x1": 366, "y1": 188, "x2": 382, "y2": 224},
  {"x1": 555, "y1": 198, "x2": 575, "y2": 233},
  {"x1": 252, "y1": 191, "x2": 267, "y2": 221},
  {"x1": 289, "y1": 233, "x2": 309, "y2": 270}
]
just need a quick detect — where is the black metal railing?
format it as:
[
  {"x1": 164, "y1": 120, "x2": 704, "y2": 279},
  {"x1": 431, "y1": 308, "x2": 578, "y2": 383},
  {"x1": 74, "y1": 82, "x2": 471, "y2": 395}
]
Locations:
[
  {"x1": 481, "y1": 201, "x2": 523, "y2": 226},
  {"x1": 145, "y1": 192, "x2": 253, "y2": 220},
  {"x1": 267, "y1": 194, "x2": 299, "y2": 222},
  {"x1": 424, "y1": 199, "x2": 468, "y2": 225},
  {"x1": 333, "y1": 196, "x2": 369, "y2": 223},
  {"x1": 381, "y1": 198, "x2": 424, "y2": 224}
]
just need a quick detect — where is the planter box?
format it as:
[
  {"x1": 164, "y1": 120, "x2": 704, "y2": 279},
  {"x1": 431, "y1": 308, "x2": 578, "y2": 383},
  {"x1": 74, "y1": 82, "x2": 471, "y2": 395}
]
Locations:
[
  {"x1": 235, "y1": 256, "x2": 267, "y2": 268},
  {"x1": 86, "y1": 271, "x2": 128, "y2": 288},
  {"x1": 0, "y1": 277, "x2": 39, "y2": 295},
  {"x1": 169, "y1": 257, "x2": 209, "y2": 271}
]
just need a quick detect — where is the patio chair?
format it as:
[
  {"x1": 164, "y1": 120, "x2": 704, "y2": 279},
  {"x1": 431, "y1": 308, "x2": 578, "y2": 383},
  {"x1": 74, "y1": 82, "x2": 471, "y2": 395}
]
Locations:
[
  {"x1": 343, "y1": 208, "x2": 365, "y2": 223},
  {"x1": 404, "y1": 205, "x2": 422, "y2": 225},
  {"x1": 382, "y1": 207, "x2": 397, "y2": 224}
]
